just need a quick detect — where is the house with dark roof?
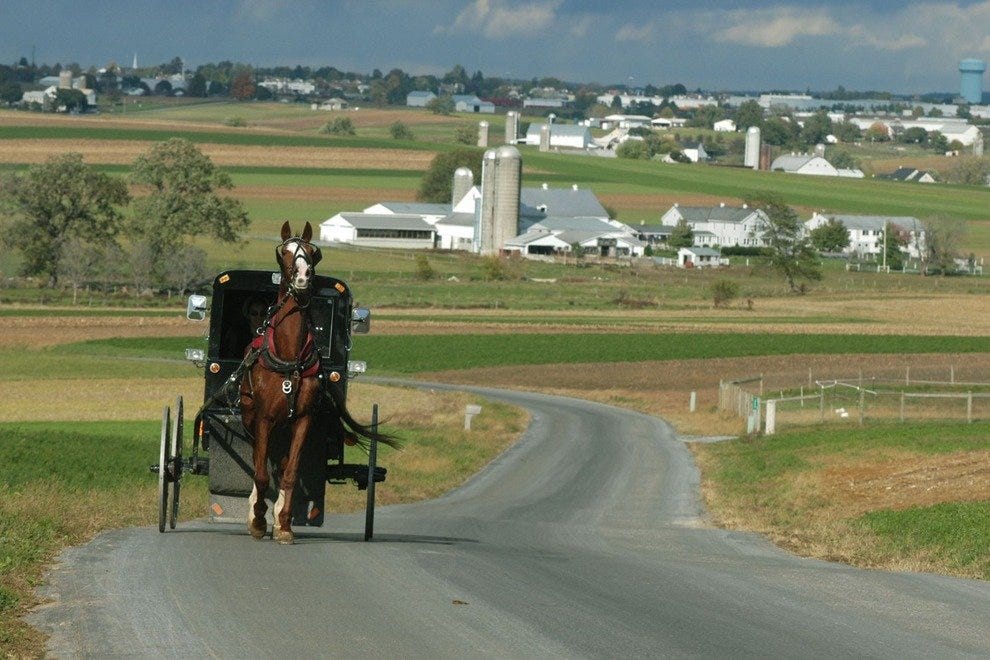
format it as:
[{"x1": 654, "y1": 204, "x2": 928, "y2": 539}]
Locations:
[{"x1": 877, "y1": 167, "x2": 936, "y2": 183}]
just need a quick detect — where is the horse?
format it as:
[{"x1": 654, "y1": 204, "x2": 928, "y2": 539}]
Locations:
[{"x1": 239, "y1": 221, "x2": 396, "y2": 544}]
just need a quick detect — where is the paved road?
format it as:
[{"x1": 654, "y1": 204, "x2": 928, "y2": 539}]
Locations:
[{"x1": 30, "y1": 385, "x2": 990, "y2": 658}]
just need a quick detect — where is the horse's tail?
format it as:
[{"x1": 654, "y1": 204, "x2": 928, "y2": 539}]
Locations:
[{"x1": 325, "y1": 379, "x2": 402, "y2": 450}]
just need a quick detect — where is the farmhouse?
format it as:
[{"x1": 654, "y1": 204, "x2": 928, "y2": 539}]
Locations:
[
  {"x1": 805, "y1": 212, "x2": 927, "y2": 259},
  {"x1": 661, "y1": 203, "x2": 769, "y2": 248},
  {"x1": 877, "y1": 167, "x2": 936, "y2": 183}
]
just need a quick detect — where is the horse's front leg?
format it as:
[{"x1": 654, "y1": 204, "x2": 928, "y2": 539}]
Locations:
[
  {"x1": 272, "y1": 413, "x2": 313, "y2": 545},
  {"x1": 248, "y1": 417, "x2": 273, "y2": 540}
]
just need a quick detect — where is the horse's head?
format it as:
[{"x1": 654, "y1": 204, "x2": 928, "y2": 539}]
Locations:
[{"x1": 276, "y1": 221, "x2": 322, "y2": 295}]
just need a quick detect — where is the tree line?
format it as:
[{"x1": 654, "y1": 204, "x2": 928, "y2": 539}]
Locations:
[{"x1": 0, "y1": 139, "x2": 248, "y2": 297}]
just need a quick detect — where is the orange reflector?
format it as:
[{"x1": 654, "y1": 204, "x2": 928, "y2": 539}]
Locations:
[
  {"x1": 308, "y1": 507, "x2": 321, "y2": 521},
  {"x1": 197, "y1": 419, "x2": 204, "y2": 438},
  {"x1": 329, "y1": 371, "x2": 341, "y2": 382},
  {"x1": 343, "y1": 433, "x2": 356, "y2": 446},
  {"x1": 219, "y1": 274, "x2": 230, "y2": 284},
  {"x1": 334, "y1": 282, "x2": 345, "y2": 293},
  {"x1": 211, "y1": 503, "x2": 224, "y2": 516},
  {"x1": 209, "y1": 362, "x2": 220, "y2": 373}
]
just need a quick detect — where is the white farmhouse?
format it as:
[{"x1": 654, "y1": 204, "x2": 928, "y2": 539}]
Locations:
[
  {"x1": 713, "y1": 119, "x2": 736, "y2": 132},
  {"x1": 805, "y1": 213, "x2": 927, "y2": 259},
  {"x1": 661, "y1": 203, "x2": 769, "y2": 248}
]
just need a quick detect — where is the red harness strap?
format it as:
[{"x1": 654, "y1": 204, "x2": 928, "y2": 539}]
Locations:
[{"x1": 251, "y1": 327, "x2": 321, "y2": 378}]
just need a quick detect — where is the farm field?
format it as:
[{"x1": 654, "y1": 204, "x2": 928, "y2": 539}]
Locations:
[
  {"x1": 1, "y1": 105, "x2": 989, "y2": 256},
  {"x1": 0, "y1": 102, "x2": 988, "y2": 655}
]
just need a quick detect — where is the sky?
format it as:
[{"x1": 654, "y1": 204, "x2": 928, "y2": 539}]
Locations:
[{"x1": 1, "y1": 0, "x2": 988, "y2": 95}]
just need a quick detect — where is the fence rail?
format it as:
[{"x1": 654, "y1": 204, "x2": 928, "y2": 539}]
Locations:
[{"x1": 719, "y1": 366, "x2": 989, "y2": 434}]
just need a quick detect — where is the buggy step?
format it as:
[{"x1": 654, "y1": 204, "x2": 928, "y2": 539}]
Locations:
[{"x1": 326, "y1": 463, "x2": 387, "y2": 490}]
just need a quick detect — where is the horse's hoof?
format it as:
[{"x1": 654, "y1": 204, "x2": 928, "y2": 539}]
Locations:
[
  {"x1": 248, "y1": 519, "x2": 267, "y2": 540},
  {"x1": 274, "y1": 529, "x2": 294, "y2": 545}
]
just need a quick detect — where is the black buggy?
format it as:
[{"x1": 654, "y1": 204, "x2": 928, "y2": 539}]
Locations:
[{"x1": 152, "y1": 269, "x2": 386, "y2": 540}]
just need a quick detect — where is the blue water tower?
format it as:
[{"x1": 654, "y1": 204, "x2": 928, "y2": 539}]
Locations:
[{"x1": 959, "y1": 59, "x2": 986, "y2": 104}]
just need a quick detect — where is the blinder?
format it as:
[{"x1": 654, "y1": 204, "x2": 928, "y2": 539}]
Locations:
[{"x1": 274, "y1": 239, "x2": 322, "y2": 268}]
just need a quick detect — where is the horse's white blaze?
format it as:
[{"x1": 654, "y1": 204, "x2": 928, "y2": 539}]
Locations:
[
  {"x1": 272, "y1": 489, "x2": 287, "y2": 531},
  {"x1": 283, "y1": 239, "x2": 312, "y2": 289}
]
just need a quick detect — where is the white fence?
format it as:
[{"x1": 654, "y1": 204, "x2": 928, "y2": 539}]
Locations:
[{"x1": 719, "y1": 366, "x2": 989, "y2": 434}]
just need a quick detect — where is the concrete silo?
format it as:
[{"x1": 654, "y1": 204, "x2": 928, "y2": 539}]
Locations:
[
  {"x1": 539, "y1": 123, "x2": 550, "y2": 152},
  {"x1": 478, "y1": 121, "x2": 489, "y2": 147},
  {"x1": 959, "y1": 59, "x2": 986, "y2": 105},
  {"x1": 476, "y1": 149, "x2": 497, "y2": 254},
  {"x1": 744, "y1": 126, "x2": 761, "y2": 169},
  {"x1": 505, "y1": 111, "x2": 519, "y2": 144},
  {"x1": 490, "y1": 146, "x2": 521, "y2": 254},
  {"x1": 452, "y1": 167, "x2": 473, "y2": 207}
]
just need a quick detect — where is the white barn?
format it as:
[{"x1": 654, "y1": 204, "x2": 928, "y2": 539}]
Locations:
[
  {"x1": 319, "y1": 213, "x2": 435, "y2": 249},
  {"x1": 524, "y1": 124, "x2": 592, "y2": 149}
]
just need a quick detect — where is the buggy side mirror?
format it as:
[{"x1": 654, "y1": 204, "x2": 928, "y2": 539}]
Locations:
[
  {"x1": 351, "y1": 307, "x2": 371, "y2": 334},
  {"x1": 186, "y1": 294, "x2": 208, "y2": 321}
]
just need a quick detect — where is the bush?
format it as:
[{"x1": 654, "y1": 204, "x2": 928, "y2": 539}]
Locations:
[
  {"x1": 720, "y1": 246, "x2": 770, "y2": 257},
  {"x1": 414, "y1": 254, "x2": 434, "y2": 280},
  {"x1": 710, "y1": 279, "x2": 740, "y2": 308},
  {"x1": 389, "y1": 121, "x2": 414, "y2": 140},
  {"x1": 321, "y1": 116, "x2": 356, "y2": 136},
  {"x1": 454, "y1": 124, "x2": 477, "y2": 145}
]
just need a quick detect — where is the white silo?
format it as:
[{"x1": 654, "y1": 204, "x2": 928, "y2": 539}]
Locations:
[
  {"x1": 452, "y1": 167, "x2": 473, "y2": 207},
  {"x1": 744, "y1": 126, "x2": 761, "y2": 169},
  {"x1": 477, "y1": 121, "x2": 489, "y2": 147},
  {"x1": 477, "y1": 149, "x2": 498, "y2": 254},
  {"x1": 491, "y1": 146, "x2": 521, "y2": 254},
  {"x1": 973, "y1": 130, "x2": 984, "y2": 157},
  {"x1": 59, "y1": 70, "x2": 73, "y2": 89},
  {"x1": 539, "y1": 123, "x2": 550, "y2": 152},
  {"x1": 505, "y1": 111, "x2": 519, "y2": 144}
]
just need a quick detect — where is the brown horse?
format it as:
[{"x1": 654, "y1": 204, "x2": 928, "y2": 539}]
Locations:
[{"x1": 239, "y1": 221, "x2": 393, "y2": 544}]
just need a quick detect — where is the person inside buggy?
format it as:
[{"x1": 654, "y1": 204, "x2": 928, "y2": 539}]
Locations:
[{"x1": 220, "y1": 295, "x2": 270, "y2": 360}]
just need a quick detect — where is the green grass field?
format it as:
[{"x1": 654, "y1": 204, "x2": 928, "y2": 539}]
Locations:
[{"x1": 699, "y1": 421, "x2": 990, "y2": 579}]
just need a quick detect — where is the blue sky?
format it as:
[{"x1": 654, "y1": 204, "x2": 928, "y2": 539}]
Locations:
[{"x1": 1, "y1": 0, "x2": 988, "y2": 94}]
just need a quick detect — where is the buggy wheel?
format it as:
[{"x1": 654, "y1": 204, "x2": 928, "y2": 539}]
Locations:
[
  {"x1": 169, "y1": 396, "x2": 183, "y2": 529},
  {"x1": 158, "y1": 404, "x2": 172, "y2": 533}
]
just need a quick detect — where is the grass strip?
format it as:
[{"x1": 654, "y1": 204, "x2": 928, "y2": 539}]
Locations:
[{"x1": 856, "y1": 502, "x2": 990, "y2": 579}]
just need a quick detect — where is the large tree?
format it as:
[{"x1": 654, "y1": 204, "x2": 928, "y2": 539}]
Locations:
[
  {"x1": 0, "y1": 152, "x2": 129, "y2": 286},
  {"x1": 667, "y1": 218, "x2": 694, "y2": 249},
  {"x1": 809, "y1": 217, "x2": 850, "y2": 253},
  {"x1": 129, "y1": 138, "x2": 249, "y2": 284},
  {"x1": 921, "y1": 215, "x2": 967, "y2": 275},
  {"x1": 746, "y1": 193, "x2": 822, "y2": 293},
  {"x1": 416, "y1": 148, "x2": 483, "y2": 203}
]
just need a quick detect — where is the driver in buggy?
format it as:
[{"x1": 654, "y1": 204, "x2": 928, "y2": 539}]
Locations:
[{"x1": 220, "y1": 296, "x2": 269, "y2": 359}]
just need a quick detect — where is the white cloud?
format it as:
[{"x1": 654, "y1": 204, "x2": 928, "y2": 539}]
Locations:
[
  {"x1": 615, "y1": 21, "x2": 656, "y2": 43},
  {"x1": 440, "y1": 0, "x2": 562, "y2": 38},
  {"x1": 716, "y1": 7, "x2": 838, "y2": 47}
]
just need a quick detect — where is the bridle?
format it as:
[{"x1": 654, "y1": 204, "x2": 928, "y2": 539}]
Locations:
[{"x1": 274, "y1": 237, "x2": 322, "y2": 303}]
